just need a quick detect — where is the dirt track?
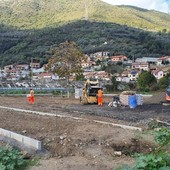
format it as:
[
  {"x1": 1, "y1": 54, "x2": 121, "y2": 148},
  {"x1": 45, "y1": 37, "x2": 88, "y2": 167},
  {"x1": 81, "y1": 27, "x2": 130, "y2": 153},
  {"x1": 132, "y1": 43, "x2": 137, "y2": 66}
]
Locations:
[
  {"x1": 0, "y1": 95, "x2": 169, "y2": 169},
  {"x1": 0, "y1": 95, "x2": 169, "y2": 125}
]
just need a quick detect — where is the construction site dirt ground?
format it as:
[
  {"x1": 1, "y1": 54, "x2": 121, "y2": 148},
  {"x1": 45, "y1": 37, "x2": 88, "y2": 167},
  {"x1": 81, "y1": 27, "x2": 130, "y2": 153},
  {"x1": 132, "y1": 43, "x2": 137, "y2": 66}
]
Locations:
[{"x1": 0, "y1": 94, "x2": 169, "y2": 170}]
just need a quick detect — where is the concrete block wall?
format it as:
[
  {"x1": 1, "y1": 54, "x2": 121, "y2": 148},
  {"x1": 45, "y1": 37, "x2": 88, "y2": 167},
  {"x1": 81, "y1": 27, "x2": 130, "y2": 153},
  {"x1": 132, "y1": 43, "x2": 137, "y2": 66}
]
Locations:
[{"x1": 0, "y1": 128, "x2": 42, "y2": 150}]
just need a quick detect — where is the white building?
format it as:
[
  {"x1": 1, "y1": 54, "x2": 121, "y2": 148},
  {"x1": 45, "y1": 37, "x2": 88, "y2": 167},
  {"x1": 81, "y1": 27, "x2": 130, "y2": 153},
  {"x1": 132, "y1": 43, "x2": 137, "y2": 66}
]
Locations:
[
  {"x1": 132, "y1": 62, "x2": 149, "y2": 71},
  {"x1": 157, "y1": 56, "x2": 170, "y2": 66},
  {"x1": 152, "y1": 70, "x2": 164, "y2": 80}
]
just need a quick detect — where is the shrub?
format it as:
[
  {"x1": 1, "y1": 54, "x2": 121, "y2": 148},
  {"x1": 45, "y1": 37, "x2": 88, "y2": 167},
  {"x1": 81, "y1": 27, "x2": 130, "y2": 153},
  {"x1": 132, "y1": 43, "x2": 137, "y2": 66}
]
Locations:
[
  {"x1": 0, "y1": 148, "x2": 28, "y2": 170},
  {"x1": 134, "y1": 153, "x2": 170, "y2": 170}
]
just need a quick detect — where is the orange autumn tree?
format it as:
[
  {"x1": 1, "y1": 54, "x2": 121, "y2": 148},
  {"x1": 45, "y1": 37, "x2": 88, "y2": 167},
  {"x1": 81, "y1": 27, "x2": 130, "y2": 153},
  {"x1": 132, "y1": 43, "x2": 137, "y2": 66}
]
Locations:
[{"x1": 47, "y1": 41, "x2": 86, "y2": 97}]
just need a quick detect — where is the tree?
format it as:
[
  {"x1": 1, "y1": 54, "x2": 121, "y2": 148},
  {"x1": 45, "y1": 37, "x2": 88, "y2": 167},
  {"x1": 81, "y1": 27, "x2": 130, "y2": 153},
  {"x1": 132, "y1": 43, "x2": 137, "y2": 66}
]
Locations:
[
  {"x1": 158, "y1": 76, "x2": 168, "y2": 90},
  {"x1": 158, "y1": 71, "x2": 170, "y2": 90},
  {"x1": 76, "y1": 73, "x2": 84, "y2": 81},
  {"x1": 106, "y1": 76, "x2": 119, "y2": 92},
  {"x1": 137, "y1": 71, "x2": 157, "y2": 90},
  {"x1": 47, "y1": 41, "x2": 86, "y2": 97},
  {"x1": 111, "y1": 76, "x2": 118, "y2": 91}
]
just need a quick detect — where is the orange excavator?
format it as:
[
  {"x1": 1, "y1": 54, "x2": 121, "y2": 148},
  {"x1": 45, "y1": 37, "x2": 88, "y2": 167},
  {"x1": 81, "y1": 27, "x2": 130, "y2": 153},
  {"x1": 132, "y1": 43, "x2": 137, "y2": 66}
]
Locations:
[{"x1": 166, "y1": 77, "x2": 170, "y2": 102}]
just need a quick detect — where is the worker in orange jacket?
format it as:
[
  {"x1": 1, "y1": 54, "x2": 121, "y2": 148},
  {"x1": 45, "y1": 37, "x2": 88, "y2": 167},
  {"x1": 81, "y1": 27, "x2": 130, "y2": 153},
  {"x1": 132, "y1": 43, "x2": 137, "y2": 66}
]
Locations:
[
  {"x1": 28, "y1": 88, "x2": 35, "y2": 104},
  {"x1": 97, "y1": 88, "x2": 103, "y2": 106}
]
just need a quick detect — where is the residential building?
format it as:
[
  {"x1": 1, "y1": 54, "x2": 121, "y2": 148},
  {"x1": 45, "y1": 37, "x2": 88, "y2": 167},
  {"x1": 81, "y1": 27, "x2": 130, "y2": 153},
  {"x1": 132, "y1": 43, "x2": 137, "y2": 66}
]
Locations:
[
  {"x1": 136, "y1": 57, "x2": 158, "y2": 64},
  {"x1": 38, "y1": 72, "x2": 52, "y2": 80},
  {"x1": 157, "y1": 56, "x2": 170, "y2": 66},
  {"x1": 83, "y1": 71, "x2": 110, "y2": 81},
  {"x1": 5, "y1": 69, "x2": 18, "y2": 76},
  {"x1": 15, "y1": 64, "x2": 29, "y2": 70},
  {"x1": 152, "y1": 69, "x2": 164, "y2": 80},
  {"x1": 4, "y1": 65, "x2": 14, "y2": 71},
  {"x1": 110, "y1": 55, "x2": 127, "y2": 63},
  {"x1": 90, "y1": 51, "x2": 109, "y2": 57},
  {"x1": 116, "y1": 76, "x2": 130, "y2": 83},
  {"x1": 121, "y1": 77, "x2": 130, "y2": 83},
  {"x1": 95, "y1": 71, "x2": 110, "y2": 80},
  {"x1": 30, "y1": 62, "x2": 40, "y2": 69},
  {"x1": 83, "y1": 72, "x2": 96, "y2": 79},
  {"x1": 32, "y1": 67, "x2": 45, "y2": 74},
  {"x1": 128, "y1": 70, "x2": 139, "y2": 81},
  {"x1": 81, "y1": 61, "x2": 95, "y2": 68},
  {"x1": 95, "y1": 55, "x2": 109, "y2": 61},
  {"x1": 121, "y1": 70, "x2": 130, "y2": 77},
  {"x1": 132, "y1": 62, "x2": 149, "y2": 71},
  {"x1": 161, "y1": 66, "x2": 170, "y2": 76}
]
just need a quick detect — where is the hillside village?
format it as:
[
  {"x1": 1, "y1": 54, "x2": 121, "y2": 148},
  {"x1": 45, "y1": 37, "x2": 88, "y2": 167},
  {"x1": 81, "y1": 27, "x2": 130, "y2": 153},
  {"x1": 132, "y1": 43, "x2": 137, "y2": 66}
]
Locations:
[{"x1": 0, "y1": 52, "x2": 170, "y2": 89}]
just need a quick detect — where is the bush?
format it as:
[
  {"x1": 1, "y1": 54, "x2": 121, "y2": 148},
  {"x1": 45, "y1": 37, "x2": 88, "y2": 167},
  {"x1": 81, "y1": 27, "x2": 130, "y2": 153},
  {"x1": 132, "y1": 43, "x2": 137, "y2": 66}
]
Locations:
[
  {"x1": 134, "y1": 153, "x2": 170, "y2": 170},
  {"x1": 137, "y1": 71, "x2": 157, "y2": 89},
  {"x1": 154, "y1": 128, "x2": 170, "y2": 146},
  {"x1": 0, "y1": 148, "x2": 28, "y2": 170},
  {"x1": 158, "y1": 76, "x2": 169, "y2": 90}
]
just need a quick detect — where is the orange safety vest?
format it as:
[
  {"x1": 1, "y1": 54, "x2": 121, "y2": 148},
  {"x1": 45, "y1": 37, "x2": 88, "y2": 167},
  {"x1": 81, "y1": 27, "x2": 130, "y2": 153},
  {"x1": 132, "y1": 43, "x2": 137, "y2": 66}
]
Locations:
[{"x1": 98, "y1": 89, "x2": 103, "y2": 97}]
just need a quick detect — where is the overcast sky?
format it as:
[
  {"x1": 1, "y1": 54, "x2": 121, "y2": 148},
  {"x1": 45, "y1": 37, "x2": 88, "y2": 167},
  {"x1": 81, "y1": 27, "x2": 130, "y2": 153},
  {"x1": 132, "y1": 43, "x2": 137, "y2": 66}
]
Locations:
[{"x1": 102, "y1": 0, "x2": 170, "y2": 14}]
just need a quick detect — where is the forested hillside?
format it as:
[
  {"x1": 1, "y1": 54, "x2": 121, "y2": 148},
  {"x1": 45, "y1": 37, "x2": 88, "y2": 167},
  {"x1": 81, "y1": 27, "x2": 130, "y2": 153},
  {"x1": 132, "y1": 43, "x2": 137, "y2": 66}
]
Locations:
[
  {"x1": 0, "y1": 21, "x2": 170, "y2": 67},
  {"x1": 0, "y1": 0, "x2": 170, "y2": 67},
  {"x1": 0, "y1": 0, "x2": 170, "y2": 31}
]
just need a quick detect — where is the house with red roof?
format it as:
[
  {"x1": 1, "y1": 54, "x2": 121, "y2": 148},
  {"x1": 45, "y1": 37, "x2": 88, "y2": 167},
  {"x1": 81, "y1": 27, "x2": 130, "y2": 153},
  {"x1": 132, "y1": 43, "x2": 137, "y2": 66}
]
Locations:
[
  {"x1": 37, "y1": 72, "x2": 52, "y2": 80},
  {"x1": 110, "y1": 55, "x2": 127, "y2": 63}
]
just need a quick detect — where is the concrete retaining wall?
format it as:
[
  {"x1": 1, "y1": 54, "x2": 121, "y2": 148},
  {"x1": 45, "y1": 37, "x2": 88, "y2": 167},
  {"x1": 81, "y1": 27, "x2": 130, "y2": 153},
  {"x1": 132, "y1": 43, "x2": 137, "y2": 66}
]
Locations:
[{"x1": 0, "y1": 128, "x2": 42, "y2": 150}]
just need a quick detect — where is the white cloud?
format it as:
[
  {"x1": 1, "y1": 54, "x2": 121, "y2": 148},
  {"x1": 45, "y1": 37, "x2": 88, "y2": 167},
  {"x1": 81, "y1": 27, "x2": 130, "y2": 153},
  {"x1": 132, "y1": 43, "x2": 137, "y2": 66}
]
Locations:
[{"x1": 102, "y1": 0, "x2": 170, "y2": 13}]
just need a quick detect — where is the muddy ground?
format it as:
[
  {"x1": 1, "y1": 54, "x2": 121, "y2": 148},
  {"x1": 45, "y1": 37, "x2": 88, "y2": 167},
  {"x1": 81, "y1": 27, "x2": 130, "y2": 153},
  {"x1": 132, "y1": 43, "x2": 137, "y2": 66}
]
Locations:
[{"x1": 0, "y1": 95, "x2": 169, "y2": 170}]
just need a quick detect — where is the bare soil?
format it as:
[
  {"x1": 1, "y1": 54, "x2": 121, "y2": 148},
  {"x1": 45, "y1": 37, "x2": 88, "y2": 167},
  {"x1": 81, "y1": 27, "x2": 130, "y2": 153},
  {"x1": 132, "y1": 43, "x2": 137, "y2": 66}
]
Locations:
[{"x1": 0, "y1": 95, "x2": 168, "y2": 170}]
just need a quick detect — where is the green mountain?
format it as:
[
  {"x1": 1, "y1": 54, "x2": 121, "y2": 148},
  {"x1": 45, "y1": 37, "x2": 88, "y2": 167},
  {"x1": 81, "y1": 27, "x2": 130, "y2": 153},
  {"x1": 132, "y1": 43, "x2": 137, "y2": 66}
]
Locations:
[
  {"x1": 0, "y1": 0, "x2": 170, "y2": 31},
  {"x1": 0, "y1": 0, "x2": 170, "y2": 67}
]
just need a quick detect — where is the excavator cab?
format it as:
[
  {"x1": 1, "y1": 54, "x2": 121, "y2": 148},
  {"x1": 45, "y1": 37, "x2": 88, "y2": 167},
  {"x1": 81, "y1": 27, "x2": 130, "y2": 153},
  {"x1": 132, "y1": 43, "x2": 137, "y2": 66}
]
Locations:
[{"x1": 81, "y1": 79, "x2": 101, "y2": 104}]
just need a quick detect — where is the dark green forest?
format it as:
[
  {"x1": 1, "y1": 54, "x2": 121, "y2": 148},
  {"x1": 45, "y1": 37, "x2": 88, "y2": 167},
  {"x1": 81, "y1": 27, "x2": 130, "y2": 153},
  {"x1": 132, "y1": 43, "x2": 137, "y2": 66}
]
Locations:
[{"x1": 0, "y1": 20, "x2": 170, "y2": 67}]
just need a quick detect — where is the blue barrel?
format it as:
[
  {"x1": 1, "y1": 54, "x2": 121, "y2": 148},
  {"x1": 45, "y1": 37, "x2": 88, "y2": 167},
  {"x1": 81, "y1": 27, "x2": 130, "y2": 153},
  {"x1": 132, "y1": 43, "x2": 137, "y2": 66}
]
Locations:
[{"x1": 129, "y1": 95, "x2": 137, "y2": 109}]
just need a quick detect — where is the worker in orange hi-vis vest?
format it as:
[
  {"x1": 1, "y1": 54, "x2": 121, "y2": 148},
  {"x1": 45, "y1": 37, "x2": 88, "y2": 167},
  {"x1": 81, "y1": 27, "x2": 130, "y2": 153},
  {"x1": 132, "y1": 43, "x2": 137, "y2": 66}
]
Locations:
[
  {"x1": 97, "y1": 88, "x2": 103, "y2": 106},
  {"x1": 28, "y1": 88, "x2": 35, "y2": 104}
]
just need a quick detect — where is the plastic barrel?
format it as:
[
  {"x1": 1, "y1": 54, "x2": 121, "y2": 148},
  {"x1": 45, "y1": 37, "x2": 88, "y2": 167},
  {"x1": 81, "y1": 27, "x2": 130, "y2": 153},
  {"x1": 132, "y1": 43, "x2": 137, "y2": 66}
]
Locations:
[{"x1": 129, "y1": 95, "x2": 137, "y2": 109}]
